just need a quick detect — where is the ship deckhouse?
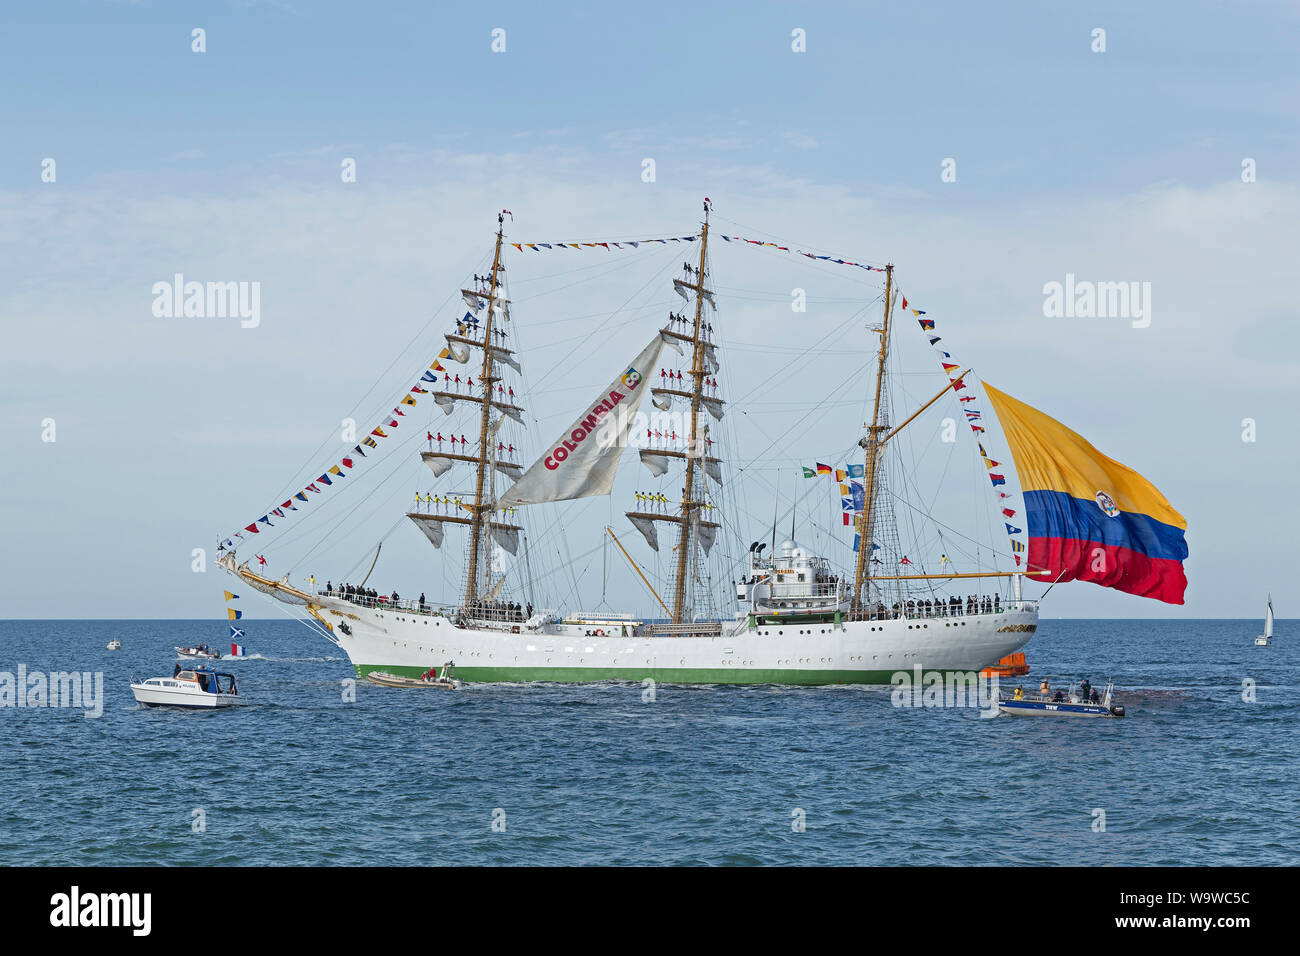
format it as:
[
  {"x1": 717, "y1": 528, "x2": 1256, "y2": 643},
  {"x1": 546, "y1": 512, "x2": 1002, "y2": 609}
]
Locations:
[{"x1": 738, "y1": 540, "x2": 849, "y2": 622}]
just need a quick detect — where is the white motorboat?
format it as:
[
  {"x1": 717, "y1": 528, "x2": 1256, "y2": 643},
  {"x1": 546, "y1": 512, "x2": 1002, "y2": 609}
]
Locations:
[
  {"x1": 106, "y1": 639, "x2": 122, "y2": 650},
  {"x1": 1255, "y1": 594, "x2": 1274, "y2": 646},
  {"x1": 175, "y1": 644, "x2": 221, "y2": 659},
  {"x1": 130, "y1": 667, "x2": 242, "y2": 708}
]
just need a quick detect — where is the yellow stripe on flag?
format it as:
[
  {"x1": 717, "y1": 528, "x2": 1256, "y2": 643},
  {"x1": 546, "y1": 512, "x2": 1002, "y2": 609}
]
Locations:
[{"x1": 983, "y1": 383, "x2": 1186, "y2": 529}]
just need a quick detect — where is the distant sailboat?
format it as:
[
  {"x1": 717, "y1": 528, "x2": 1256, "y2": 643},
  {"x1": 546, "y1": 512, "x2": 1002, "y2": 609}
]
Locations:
[{"x1": 1255, "y1": 594, "x2": 1274, "y2": 646}]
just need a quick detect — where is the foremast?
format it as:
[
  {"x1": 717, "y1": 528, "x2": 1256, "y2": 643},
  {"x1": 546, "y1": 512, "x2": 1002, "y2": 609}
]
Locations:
[
  {"x1": 464, "y1": 215, "x2": 507, "y2": 606},
  {"x1": 404, "y1": 211, "x2": 525, "y2": 609}
]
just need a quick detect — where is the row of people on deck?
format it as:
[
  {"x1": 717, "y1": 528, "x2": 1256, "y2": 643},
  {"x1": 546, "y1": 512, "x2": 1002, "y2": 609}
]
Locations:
[
  {"x1": 462, "y1": 599, "x2": 532, "y2": 622},
  {"x1": 883, "y1": 595, "x2": 1002, "y2": 618}
]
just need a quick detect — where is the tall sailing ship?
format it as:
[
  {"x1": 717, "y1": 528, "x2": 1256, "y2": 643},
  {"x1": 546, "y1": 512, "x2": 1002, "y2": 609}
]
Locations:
[{"x1": 218, "y1": 202, "x2": 1188, "y2": 683}]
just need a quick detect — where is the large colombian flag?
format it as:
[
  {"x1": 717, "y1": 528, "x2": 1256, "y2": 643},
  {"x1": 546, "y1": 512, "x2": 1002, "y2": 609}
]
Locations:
[{"x1": 984, "y1": 384, "x2": 1188, "y2": 604}]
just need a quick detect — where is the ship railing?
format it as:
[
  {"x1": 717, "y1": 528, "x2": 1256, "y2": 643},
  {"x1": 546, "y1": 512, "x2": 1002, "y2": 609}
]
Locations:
[
  {"x1": 644, "y1": 622, "x2": 724, "y2": 638},
  {"x1": 457, "y1": 603, "x2": 530, "y2": 626},
  {"x1": 847, "y1": 600, "x2": 1027, "y2": 622},
  {"x1": 570, "y1": 610, "x2": 637, "y2": 621},
  {"x1": 764, "y1": 582, "x2": 844, "y2": 599},
  {"x1": 315, "y1": 589, "x2": 458, "y2": 618}
]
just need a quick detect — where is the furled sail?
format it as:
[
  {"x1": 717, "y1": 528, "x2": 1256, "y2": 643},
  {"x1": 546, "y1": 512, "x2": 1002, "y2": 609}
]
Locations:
[
  {"x1": 497, "y1": 333, "x2": 668, "y2": 507},
  {"x1": 638, "y1": 449, "x2": 723, "y2": 486},
  {"x1": 695, "y1": 516, "x2": 718, "y2": 555},
  {"x1": 445, "y1": 337, "x2": 471, "y2": 364},
  {"x1": 638, "y1": 449, "x2": 671, "y2": 477},
  {"x1": 409, "y1": 514, "x2": 445, "y2": 549},
  {"x1": 424, "y1": 456, "x2": 456, "y2": 478},
  {"x1": 491, "y1": 524, "x2": 520, "y2": 555},
  {"x1": 673, "y1": 278, "x2": 716, "y2": 309},
  {"x1": 628, "y1": 514, "x2": 661, "y2": 552}
]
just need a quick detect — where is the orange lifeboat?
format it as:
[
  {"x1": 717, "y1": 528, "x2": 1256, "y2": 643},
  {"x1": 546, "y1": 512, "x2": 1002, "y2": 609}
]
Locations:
[{"x1": 981, "y1": 652, "x2": 1029, "y2": 677}]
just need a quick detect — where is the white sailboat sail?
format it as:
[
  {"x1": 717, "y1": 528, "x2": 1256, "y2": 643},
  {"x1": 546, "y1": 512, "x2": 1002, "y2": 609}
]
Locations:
[
  {"x1": 498, "y1": 333, "x2": 668, "y2": 507},
  {"x1": 1265, "y1": 594, "x2": 1274, "y2": 638}
]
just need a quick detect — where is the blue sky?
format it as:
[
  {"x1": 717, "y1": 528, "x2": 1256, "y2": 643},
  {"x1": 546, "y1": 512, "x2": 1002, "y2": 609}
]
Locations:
[{"x1": 2, "y1": 1, "x2": 1297, "y2": 619}]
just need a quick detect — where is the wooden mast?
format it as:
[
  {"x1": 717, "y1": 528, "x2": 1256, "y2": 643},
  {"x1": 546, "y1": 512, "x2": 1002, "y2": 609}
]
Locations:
[
  {"x1": 851, "y1": 263, "x2": 893, "y2": 617},
  {"x1": 670, "y1": 203, "x2": 712, "y2": 623},
  {"x1": 463, "y1": 213, "x2": 506, "y2": 606}
]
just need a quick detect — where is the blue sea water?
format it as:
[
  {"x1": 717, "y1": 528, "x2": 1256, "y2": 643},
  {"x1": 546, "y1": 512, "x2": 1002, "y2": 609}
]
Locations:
[{"x1": 0, "y1": 619, "x2": 1294, "y2": 866}]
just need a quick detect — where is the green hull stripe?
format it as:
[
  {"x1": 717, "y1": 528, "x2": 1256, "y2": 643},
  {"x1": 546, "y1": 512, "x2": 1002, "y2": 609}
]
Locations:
[{"x1": 356, "y1": 662, "x2": 912, "y2": 686}]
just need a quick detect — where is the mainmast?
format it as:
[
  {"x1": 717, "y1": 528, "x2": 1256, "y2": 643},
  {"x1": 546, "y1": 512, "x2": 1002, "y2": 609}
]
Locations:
[
  {"x1": 463, "y1": 214, "x2": 507, "y2": 606},
  {"x1": 669, "y1": 206, "x2": 713, "y2": 622},
  {"x1": 622, "y1": 200, "x2": 724, "y2": 624},
  {"x1": 851, "y1": 263, "x2": 893, "y2": 617}
]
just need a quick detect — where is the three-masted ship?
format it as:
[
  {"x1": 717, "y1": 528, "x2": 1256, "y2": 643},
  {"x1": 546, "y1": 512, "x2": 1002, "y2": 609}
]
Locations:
[{"x1": 218, "y1": 202, "x2": 1059, "y2": 683}]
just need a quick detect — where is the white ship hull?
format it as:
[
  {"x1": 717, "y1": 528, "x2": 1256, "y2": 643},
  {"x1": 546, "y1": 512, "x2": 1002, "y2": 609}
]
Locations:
[{"x1": 321, "y1": 596, "x2": 1038, "y2": 684}]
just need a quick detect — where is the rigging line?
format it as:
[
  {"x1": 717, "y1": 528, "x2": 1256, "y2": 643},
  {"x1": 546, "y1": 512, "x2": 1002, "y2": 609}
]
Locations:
[
  {"x1": 508, "y1": 245, "x2": 681, "y2": 285},
  {"x1": 248, "y1": 587, "x2": 339, "y2": 647},
  {"x1": 721, "y1": 300, "x2": 873, "y2": 413},
  {"x1": 518, "y1": 302, "x2": 664, "y2": 330},
  {"x1": 520, "y1": 540, "x2": 604, "y2": 595},
  {"x1": 517, "y1": 243, "x2": 681, "y2": 396},
  {"x1": 882, "y1": 482, "x2": 1013, "y2": 565},
  {"x1": 257, "y1": 414, "x2": 425, "y2": 555},
  {"x1": 730, "y1": 359, "x2": 869, "y2": 478},
  {"x1": 710, "y1": 214, "x2": 892, "y2": 273},
  {"x1": 509, "y1": 243, "x2": 677, "y2": 306},
  {"x1": 339, "y1": 514, "x2": 406, "y2": 585},
  {"x1": 277, "y1": 426, "x2": 428, "y2": 565},
  {"x1": 255, "y1": 251, "x2": 493, "y2": 518}
]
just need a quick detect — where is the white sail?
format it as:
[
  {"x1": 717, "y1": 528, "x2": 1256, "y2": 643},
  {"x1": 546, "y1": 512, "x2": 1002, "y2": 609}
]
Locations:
[
  {"x1": 1265, "y1": 594, "x2": 1274, "y2": 638},
  {"x1": 628, "y1": 515, "x2": 660, "y2": 552},
  {"x1": 424, "y1": 456, "x2": 456, "y2": 478},
  {"x1": 498, "y1": 333, "x2": 667, "y2": 507},
  {"x1": 491, "y1": 524, "x2": 520, "y2": 555},
  {"x1": 445, "y1": 337, "x2": 471, "y2": 364},
  {"x1": 409, "y1": 515, "x2": 445, "y2": 549}
]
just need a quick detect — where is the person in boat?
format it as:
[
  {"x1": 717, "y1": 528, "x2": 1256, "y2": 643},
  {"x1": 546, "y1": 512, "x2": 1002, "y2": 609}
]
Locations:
[
  {"x1": 1013, "y1": 686, "x2": 1024, "y2": 700},
  {"x1": 173, "y1": 663, "x2": 182, "y2": 677},
  {"x1": 228, "y1": 676, "x2": 238, "y2": 696},
  {"x1": 1038, "y1": 678, "x2": 1051, "y2": 697},
  {"x1": 1080, "y1": 678, "x2": 1092, "y2": 700},
  {"x1": 1053, "y1": 688, "x2": 1066, "y2": 702},
  {"x1": 1090, "y1": 687, "x2": 1101, "y2": 704}
]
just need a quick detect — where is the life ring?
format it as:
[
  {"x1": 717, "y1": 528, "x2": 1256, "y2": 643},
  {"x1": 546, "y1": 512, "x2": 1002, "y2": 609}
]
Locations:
[{"x1": 593, "y1": 629, "x2": 605, "y2": 637}]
